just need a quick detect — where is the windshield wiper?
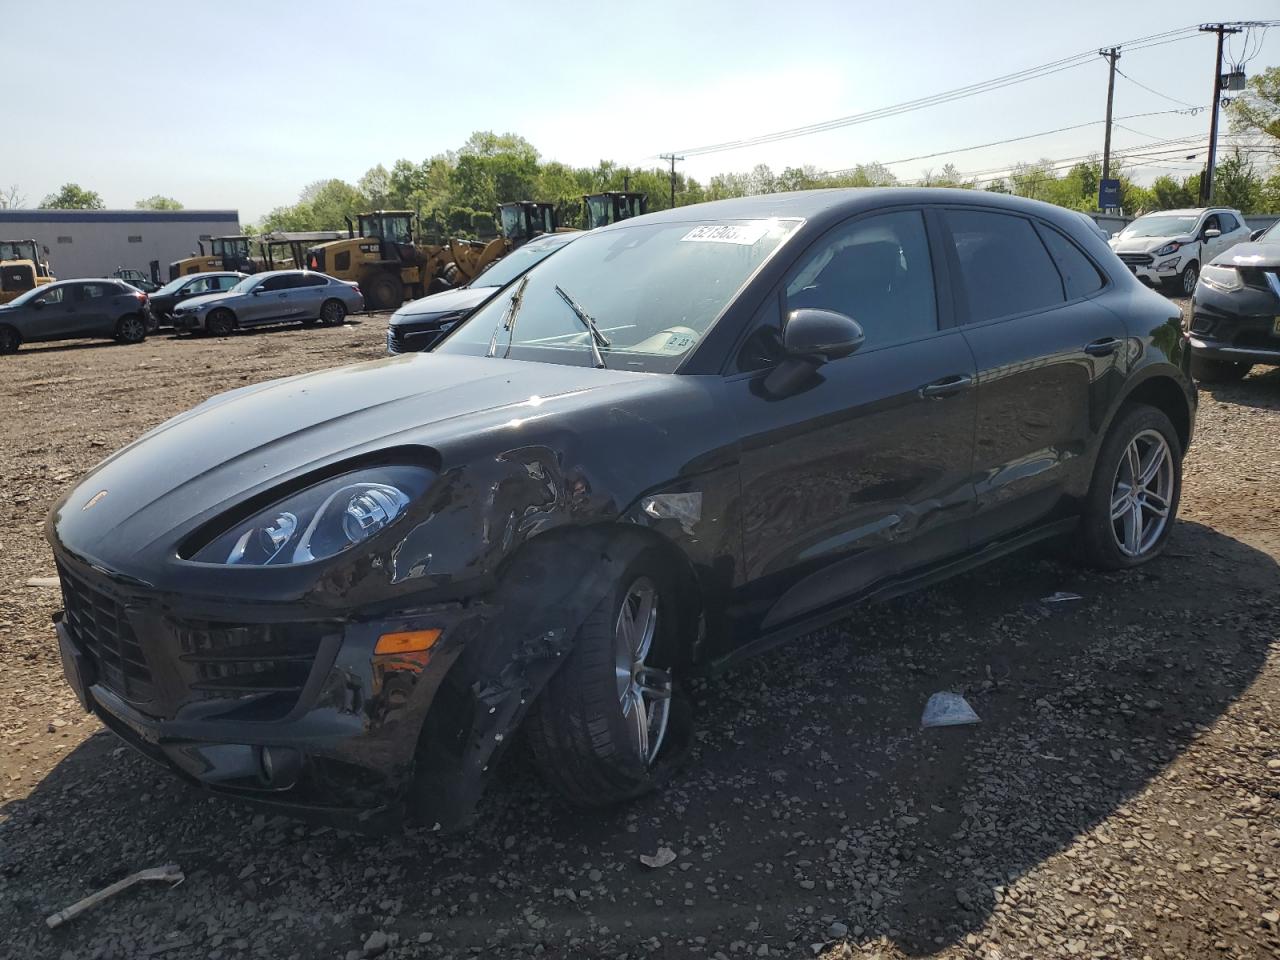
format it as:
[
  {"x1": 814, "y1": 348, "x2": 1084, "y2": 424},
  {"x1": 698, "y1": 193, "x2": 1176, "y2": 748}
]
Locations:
[
  {"x1": 485, "y1": 275, "x2": 531, "y2": 358},
  {"x1": 554, "y1": 284, "x2": 610, "y2": 369}
]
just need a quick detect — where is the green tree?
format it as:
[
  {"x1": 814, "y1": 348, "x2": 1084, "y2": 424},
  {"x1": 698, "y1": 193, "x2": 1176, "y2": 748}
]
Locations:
[
  {"x1": 1228, "y1": 65, "x2": 1280, "y2": 151},
  {"x1": 1150, "y1": 175, "x2": 1194, "y2": 210},
  {"x1": 40, "y1": 183, "x2": 104, "y2": 209},
  {"x1": 1211, "y1": 148, "x2": 1263, "y2": 212},
  {"x1": 135, "y1": 195, "x2": 183, "y2": 210},
  {"x1": 358, "y1": 165, "x2": 392, "y2": 209}
]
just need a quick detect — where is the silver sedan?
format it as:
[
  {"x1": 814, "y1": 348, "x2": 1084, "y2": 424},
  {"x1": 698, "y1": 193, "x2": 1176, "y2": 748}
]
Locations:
[{"x1": 172, "y1": 270, "x2": 364, "y2": 336}]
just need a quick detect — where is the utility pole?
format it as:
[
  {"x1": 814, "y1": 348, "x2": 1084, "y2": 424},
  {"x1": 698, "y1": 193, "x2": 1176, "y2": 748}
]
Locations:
[
  {"x1": 1199, "y1": 23, "x2": 1242, "y2": 204},
  {"x1": 1099, "y1": 47, "x2": 1120, "y2": 203},
  {"x1": 659, "y1": 153, "x2": 684, "y2": 208}
]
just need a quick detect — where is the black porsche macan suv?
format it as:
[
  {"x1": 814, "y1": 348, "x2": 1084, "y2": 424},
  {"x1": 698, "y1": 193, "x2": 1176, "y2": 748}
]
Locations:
[{"x1": 47, "y1": 190, "x2": 1195, "y2": 830}]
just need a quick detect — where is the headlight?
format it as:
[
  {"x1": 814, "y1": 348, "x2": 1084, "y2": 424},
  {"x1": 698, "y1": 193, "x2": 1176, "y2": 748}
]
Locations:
[
  {"x1": 1199, "y1": 265, "x2": 1242, "y2": 291},
  {"x1": 190, "y1": 465, "x2": 432, "y2": 566},
  {"x1": 1153, "y1": 241, "x2": 1183, "y2": 257}
]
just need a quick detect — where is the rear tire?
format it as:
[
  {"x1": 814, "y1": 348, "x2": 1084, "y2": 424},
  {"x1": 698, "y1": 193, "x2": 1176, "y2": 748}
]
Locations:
[
  {"x1": 206, "y1": 309, "x2": 235, "y2": 337},
  {"x1": 319, "y1": 298, "x2": 347, "y2": 327},
  {"x1": 364, "y1": 272, "x2": 403, "y2": 311},
  {"x1": 1078, "y1": 404, "x2": 1182, "y2": 571},
  {"x1": 527, "y1": 547, "x2": 684, "y2": 807},
  {"x1": 0, "y1": 325, "x2": 20, "y2": 355},
  {"x1": 1190, "y1": 354, "x2": 1250, "y2": 383},
  {"x1": 114, "y1": 313, "x2": 147, "y2": 345}
]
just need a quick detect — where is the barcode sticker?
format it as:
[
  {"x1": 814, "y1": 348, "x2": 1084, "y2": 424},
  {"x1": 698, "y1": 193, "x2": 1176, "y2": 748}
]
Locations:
[{"x1": 680, "y1": 222, "x2": 771, "y2": 245}]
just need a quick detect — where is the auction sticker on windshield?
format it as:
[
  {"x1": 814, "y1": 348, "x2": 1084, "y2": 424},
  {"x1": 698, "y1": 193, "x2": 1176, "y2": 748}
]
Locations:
[{"x1": 681, "y1": 223, "x2": 771, "y2": 245}]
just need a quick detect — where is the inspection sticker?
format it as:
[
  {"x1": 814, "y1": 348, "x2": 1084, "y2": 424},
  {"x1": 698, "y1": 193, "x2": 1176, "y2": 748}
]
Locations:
[{"x1": 680, "y1": 222, "x2": 771, "y2": 245}]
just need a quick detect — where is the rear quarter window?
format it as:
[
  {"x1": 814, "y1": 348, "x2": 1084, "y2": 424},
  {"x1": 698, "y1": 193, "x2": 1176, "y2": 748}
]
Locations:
[{"x1": 1037, "y1": 226, "x2": 1105, "y2": 300}]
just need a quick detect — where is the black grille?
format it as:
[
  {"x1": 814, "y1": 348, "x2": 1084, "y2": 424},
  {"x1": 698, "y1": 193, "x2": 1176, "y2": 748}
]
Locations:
[
  {"x1": 59, "y1": 570, "x2": 155, "y2": 704},
  {"x1": 175, "y1": 623, "x2": 317, "y2": 703},
  {"x1": 387, "y1": 325, "x2": 405, "y2": 354},
  {"x1": 1118, "y1": 253, "x2": 1153, "y2": 267}
]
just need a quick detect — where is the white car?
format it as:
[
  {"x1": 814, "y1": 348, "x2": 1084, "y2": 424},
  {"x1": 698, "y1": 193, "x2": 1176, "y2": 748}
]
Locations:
[{"x1": 1109, "y1": 207, "x2": 1251, "y2": 296}]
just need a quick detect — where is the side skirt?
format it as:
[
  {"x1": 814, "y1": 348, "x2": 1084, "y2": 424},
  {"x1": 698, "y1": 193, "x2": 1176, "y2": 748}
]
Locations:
[{"x1": 702, "y1": 516, "x2": 1079, "y2": 677}]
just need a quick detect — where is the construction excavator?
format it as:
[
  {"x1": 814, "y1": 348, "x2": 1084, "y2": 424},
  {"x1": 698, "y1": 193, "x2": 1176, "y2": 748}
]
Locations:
[
  {"x1": 168, "y1": 236, "x2": 261, "y2": 280},
  {"x1": 259, "y1": 231, "x2": 346, "y2": 270},
  {"x1": 583, "y1": 192, "x2": 648, "y2": 229},
  {"x1": 304, "y1": 211, "x2": 456, "y2": 310},
  {"x1": 0, "y1": 239, "x2": 55, "y2": 305}
]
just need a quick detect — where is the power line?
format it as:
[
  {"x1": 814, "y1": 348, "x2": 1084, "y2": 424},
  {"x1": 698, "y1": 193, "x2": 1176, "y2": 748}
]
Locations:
[
  {"x1": 825, "y1": 108, "x2": 1202, "y2": 175},
  {"x1": 662, "y1": 25, "x2": 1206, "y2": 158},
  {"x1": 1113, "y1": 67, "x2": 1199, "y2": 108}
]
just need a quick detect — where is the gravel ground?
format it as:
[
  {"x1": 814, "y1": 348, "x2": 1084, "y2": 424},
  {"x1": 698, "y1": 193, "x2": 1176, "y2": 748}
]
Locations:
[{"x1": 0, "y1": 308, "x2": 1277, "y2": 960}]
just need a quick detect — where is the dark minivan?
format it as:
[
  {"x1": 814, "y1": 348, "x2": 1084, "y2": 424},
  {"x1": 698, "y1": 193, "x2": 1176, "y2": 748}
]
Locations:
[
  {"x1": 0, "y1": 279, "x2": 150, "y2": 354},
  {"x1": 47, "y1": 190, "x2": 1194, "y2": 831}
]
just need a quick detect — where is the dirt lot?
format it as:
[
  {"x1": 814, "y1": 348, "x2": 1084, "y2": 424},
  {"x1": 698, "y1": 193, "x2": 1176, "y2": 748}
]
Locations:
[{"x1": 0, "y1": 310, "x2": 1277, "y2": 960}]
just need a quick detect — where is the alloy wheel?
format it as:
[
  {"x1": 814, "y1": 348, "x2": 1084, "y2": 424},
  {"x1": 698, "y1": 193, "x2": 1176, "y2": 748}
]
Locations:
[
  {"x1": 1110, "y1": 429, "x2": 1174, "y2": 557},
  {"x1": 613, "y1": 576, "x2": 671, "y2": 765},
  {"x1": 119, "y1": 316, "x2": 144, "y2": 343},
  {"x1": 321, "y1": 301, "x2": 345, "y2": 326},
  {"x1": 1181, "y1": 263, "x2": 1199, "y2": 295}
]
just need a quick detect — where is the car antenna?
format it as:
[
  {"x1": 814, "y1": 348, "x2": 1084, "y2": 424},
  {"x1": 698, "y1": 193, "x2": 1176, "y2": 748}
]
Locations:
[
  {"x1": 486, "y1": 274, "x2": 530, "y2": 359},
  {"x1": 554, "y1": 284, "x2": 609, "y2": 369}
]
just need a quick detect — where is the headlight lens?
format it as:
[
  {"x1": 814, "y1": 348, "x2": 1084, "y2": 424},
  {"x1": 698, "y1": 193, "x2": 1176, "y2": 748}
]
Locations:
[
  {"x1": 1153, "y1": 241, "x2": 1182, "y2": 256},
  {"x1": 190, "y1": 465, "x2": 432, "y2": 566},
  {"x1": 1199, "y1": 265, "x2": 1242, "y2": 291}
]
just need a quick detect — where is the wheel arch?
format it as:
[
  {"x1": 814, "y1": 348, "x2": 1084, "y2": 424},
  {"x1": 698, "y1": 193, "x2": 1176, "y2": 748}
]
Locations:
[
  {"x1": 1116, "y1": 371, "x2": 1193, "y2": 453},
  {"x1": 406, "y1": 521, "x2": 704, "y2": 829}
]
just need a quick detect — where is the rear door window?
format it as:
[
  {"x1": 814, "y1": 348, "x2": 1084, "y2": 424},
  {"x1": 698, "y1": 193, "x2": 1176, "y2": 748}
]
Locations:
[
  {"x1": 260, "y1": 275, "x2": 297, "y2": 292},
  {"x1": 78, "y1": 283, "x2": 111, "y2": 301},
  {"x1": 944, "y1": 209, "x2": 1065, "y2": 323},
  {"x1": 1037, "y1": 226, "x2": 1105, "y2": 300},
  {"x1": 297, "y1": 274, "x2": 327, "y2": 287}
]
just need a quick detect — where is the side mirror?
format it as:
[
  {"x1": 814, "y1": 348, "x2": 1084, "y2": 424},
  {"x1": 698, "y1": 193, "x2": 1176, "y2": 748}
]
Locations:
[
  {"x1": 32, "y1": 300, "x2": 44, "y2": 309},
  {"x1": 251, "y1": 288, "x2": 264, "y2": 296},
  {"x1": 1250, "y1": 229, "x2": 1264, "y2": 241},
  {"x1": 782, "y1": 308, "x2": 865, "y2": 361},
  {"x1": 1203, "y1": 228, "x2": 1222, "y2": 240},
  {"x1": 764, "y1": 308, "x2": 865, "y2": 398}
]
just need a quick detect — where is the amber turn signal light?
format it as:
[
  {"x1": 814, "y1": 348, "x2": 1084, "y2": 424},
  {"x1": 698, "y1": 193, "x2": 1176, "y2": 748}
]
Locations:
[{"x1": 374, "y1": 629, "x2": 441, "y2": 656}]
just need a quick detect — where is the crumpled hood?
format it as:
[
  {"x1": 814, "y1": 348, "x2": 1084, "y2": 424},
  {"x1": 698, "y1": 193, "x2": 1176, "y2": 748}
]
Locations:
[
  {"x1": 1212, "y1": 240, "x2": 1280, "y2": 268},
  {"x1": 1110, "y1": 235, "x2": 1191, "y2": 254},
  {"x1": 51, "y1": 352, "x2": 650, "y2": 565},
  {"x1": 390, "y1": 286, "x2": 492, "y2": 324}
]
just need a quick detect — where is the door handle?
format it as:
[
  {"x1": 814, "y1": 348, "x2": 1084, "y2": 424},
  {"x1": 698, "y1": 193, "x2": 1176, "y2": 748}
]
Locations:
[
  {"x1": 1084, "y1": 337, "x2": 1121, "y2": 357},
  {"x1": 919, "y1": 374, "x2": 973, "y2": 399}
]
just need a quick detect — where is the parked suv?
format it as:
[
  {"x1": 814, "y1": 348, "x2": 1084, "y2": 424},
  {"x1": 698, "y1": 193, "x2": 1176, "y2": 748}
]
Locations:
[
  {"x1": 1186, "y1": 220, "x2": 1280, "y2": 381},
  {"x1": 1110, "y1": 207, "x2": 1250, "y2": 295},
  {"x1": 48, "y1": 190, "x2": 1195, "y2": 831},
  {"x1": 0, "y1": 279, "x2": 150, "y2": 354},
  {"x1": 171, "y1": 270, "x2": 364, "y2": 336}
]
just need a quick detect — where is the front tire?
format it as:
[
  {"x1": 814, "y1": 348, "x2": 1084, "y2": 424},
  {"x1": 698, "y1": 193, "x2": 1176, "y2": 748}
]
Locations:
[
  {"x1": 1164, "y1": 260, "x2": 1199, "y2": 296},
  {"x1": 1190, "y1": 354, "x2": 1250, "y2": 383},
  {"x1": 1079, "y1": 404, "x2": 1182, "y2": 571},
  {"x1": 364, "y1": 272, "x2": 403, "y2": 311},
  {"x1": 527, "y1": 549, "x2": 682, "y2": 807},
  {"x1": 114, "y1": 313, "x2": 146, "y2": 344},
  {"x1": 0, "y1": 325, "x2": 19, "y2": 355},
  {"x1": 206, "y1": 309, "x2": 235, "y2": 337}
]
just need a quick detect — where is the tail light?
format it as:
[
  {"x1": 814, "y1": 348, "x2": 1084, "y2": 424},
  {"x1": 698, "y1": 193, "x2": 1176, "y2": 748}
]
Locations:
[{"x1": 134, "y1": 291, "x2": 147, "y2": 302}]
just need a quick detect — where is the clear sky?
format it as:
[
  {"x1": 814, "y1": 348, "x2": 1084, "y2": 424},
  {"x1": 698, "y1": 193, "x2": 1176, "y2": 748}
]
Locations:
[{"x1": 6, "y1": 0, "x2": 1277, "y2": 221}]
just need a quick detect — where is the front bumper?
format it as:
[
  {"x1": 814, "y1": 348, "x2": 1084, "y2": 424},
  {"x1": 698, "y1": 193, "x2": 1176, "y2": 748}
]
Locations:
[
  {"x1": 1115, "y1": 252, "x2": 1185, "y2": 286},
  {"x1": 1188, "y1": 280, "x2": 1280, "y2": 366},
  {"x1": 172, "y1": 311, "x2": 205, "y2": 332},
  {"x1": 51, "y1": 557, "x2": 478, "y2": 827}
]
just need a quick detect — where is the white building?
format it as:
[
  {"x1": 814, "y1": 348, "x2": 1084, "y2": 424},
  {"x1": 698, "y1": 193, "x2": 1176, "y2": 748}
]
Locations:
[{"x1": 0, "y1": 209, "x2": 241, "y2": 282}]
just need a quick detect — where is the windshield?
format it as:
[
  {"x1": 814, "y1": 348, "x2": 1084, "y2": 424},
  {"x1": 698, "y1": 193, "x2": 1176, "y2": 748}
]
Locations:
[
  {"x1": 437, "y1": 218, "x2": 800, "y2": 372},
  {"x1": 1122, "y1": 215, "x2": 1199, "y2": 239},
  {"x1": 0, "y1": 241, "x2": 37, "y2": 261},
  {"x1": 228, "y1": 276, "x2": 259, "y2": 295},
  {"x1": 155, "y1": 275, "x2": 200, "y2": 295},
  {"x1": 1259, "y1": 221, "x2": 1279, "y2": 241},
  {"x1": 472, "y1": 235, "x2": 576, "y2": 288}
]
